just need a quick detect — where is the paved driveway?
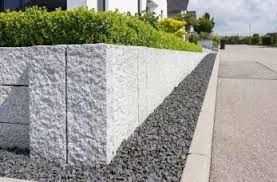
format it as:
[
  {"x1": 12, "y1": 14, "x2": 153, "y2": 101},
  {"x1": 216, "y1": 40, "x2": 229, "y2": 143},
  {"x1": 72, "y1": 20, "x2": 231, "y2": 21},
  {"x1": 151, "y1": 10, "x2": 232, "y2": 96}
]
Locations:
[{"x1": 210, "y1": 45, "x2": 277, "y2": 182}]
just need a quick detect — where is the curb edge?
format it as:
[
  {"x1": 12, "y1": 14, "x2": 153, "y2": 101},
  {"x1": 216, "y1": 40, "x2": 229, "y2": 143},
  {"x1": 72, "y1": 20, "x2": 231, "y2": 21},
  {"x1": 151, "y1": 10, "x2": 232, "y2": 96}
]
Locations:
[{"x1": 181, "y1": 50, "x2": 221, "y2": 182}]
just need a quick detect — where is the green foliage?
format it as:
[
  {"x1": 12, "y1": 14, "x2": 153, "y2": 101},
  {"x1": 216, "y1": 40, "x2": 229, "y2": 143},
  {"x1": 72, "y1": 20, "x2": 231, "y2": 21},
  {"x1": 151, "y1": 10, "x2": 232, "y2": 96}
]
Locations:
[
  {"x1": 223, "y1": 36, "x2": 250, "y2": 45},
  {"x1": 223, "y1": 34, "x2": 277, "y2": 46},
  {"x1": 188, "y1": 34, "x2": 198, "y2": 44},
  {"x1": 250, "y1": 33, "x2": 260, "y2": 45},
  {"x1": 160, "y1": 18, "x2": 186, "y2": 38},
  {"x1": 272, "y1": 35, "x2": 277, "y2": 45},
  {"x1": 240, "y1": 36, "x2": 251, "y2": 44},
  {"x1": 0, "y1": 7, "x2": 202, "y2": 52},
  {"x1": 176, "y1": 12, "x2": 197, "y2": 31},
  {"x1": 135, "y1": 11, "x2": 160, "y2": 30},
  {"x1": 212, "y1": 35, "x2": 221, "y2": 47},
  {"x1": 194, "y1": 13, "x2": 215, "y2": 34},
  {"x1": 199, "y1": 32, "x2": 211, "y2": 40},
  {"x1": 262, "y1": 36, "x2": 272, "y2": 45}
]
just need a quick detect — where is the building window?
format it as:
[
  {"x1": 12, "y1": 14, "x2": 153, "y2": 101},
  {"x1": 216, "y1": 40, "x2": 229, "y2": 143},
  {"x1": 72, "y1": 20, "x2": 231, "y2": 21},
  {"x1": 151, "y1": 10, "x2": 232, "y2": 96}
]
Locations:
[
  {"x1": 98, "y1": 0, "x2": 108, "y2": 11},
  {"x1": 0, "y1": 0, "x2": 4, "y2": 11},
  {"x1": 0, "y1": 0, "x2": 28, "y2": 11}
]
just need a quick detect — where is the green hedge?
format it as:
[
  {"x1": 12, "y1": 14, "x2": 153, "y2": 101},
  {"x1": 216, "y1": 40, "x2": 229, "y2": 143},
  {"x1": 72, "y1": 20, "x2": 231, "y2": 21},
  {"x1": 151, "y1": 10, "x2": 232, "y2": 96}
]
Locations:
[{"x1": 0, "y1": 8, "x2": 202, "y2": 52}]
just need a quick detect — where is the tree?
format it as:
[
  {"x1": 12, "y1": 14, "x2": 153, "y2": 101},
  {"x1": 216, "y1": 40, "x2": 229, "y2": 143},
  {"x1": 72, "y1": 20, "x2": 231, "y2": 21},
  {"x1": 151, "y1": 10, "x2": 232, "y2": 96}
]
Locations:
[
  {"x1": 193, "y1": 12, "x2": 215, "y2": 34},
  {"x1": 250, "y1": 33, "x2": 260, "y2": 45}
]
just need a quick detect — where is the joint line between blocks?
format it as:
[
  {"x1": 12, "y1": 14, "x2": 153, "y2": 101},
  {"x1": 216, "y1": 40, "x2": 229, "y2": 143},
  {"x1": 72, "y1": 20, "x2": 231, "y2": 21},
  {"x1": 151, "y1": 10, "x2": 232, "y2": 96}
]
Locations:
[{"x1": 65, "y1": 46, "x2": 69, "y2": 164}]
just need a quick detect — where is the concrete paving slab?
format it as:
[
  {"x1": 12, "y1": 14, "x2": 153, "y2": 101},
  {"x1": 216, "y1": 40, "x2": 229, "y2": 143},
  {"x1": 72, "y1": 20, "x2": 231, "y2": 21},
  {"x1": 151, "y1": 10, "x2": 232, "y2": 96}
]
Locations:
[
  {"x1": 211, "y1": 79, "x2": 277, "y2": 182},
  {"x1": 219, "y1": 61, "x2": 277, "y2": 80},
  {"x1": 211, "y1": 45, "x2": 277, "y2": 182},
  {"x1": 220, "y1": 45, "x2": 277, "y2": 73}
]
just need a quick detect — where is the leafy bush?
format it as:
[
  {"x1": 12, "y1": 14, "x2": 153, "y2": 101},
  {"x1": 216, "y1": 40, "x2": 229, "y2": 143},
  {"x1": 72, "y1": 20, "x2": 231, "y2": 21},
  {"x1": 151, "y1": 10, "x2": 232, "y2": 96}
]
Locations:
[
  {"x1": 212, "y1": 35, "x2": 221, "y2": 47},
  {"x1": 176, "y1": 12, "x2": 197, "y2": 31},
  {"x1": 160, "y1": 18, "x2": 187, "y2": 38},
  {"x1": 0, "y1": 7, "x2": 202, "y2": 52},
  {"x1": 135, "y1": 11, "x2": 160, "y2": 30},
  {"x1": 223, "y1": 36, "x2": 251, "y2": 45},
  {"x1": 199, "y1": 32, "x2": 211, "y2": 40},
  {"x1": 262, "y1": 36, "x2": 272, "y2": 45},
  {"x1": 188, "y1": 34, "x2": 198, "y2": 44},
  {"x1": 250, "y1": 34, "x2": 260, "y2": 45},
  {"x1": 240, "y1": 36, "x2": 251, "y2": 44},
  {"x1": 272, "y1": 35, "x2": 277, "y2": 45}
]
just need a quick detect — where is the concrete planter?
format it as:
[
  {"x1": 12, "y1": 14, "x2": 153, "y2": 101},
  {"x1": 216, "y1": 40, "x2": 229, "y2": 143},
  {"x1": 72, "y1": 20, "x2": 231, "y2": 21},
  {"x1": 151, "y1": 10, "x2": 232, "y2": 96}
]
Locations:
[{"x1": 0, "y1": 44, "x2": 209, "y2": 166}]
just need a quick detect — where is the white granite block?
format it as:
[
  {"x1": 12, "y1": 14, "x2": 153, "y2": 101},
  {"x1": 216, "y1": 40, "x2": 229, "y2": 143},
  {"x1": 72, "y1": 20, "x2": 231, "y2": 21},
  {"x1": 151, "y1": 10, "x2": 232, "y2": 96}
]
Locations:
[{"x1": 29, "y1": 46, "x2": 67, "y2": 164}]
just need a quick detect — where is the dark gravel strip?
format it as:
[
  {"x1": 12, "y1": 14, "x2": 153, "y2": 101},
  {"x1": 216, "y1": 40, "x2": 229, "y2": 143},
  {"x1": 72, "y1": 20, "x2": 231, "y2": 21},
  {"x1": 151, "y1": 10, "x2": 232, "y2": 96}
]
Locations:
[{"x1": 0, "y1": 53, "x2": 216, "y2": 182}]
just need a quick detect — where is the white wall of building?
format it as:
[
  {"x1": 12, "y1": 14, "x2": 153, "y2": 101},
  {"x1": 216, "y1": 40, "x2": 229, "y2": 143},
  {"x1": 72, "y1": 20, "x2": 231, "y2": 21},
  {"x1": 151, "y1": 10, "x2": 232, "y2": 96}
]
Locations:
[
  {"x1": 147, "y1": 0, "x2": 167, "y2": 18},
  {"x1": 108, "y1": 0, "x2": 147, "y2": 15},
  {"x1": 67, "y1": 0, "x2": 165, "y2": 17},
  {"x1": 87, "y1": 0, "x2": 98, "y2": 10},
  {"x1": 67, "y1": 0, "x2": 97, "y2": 10}
]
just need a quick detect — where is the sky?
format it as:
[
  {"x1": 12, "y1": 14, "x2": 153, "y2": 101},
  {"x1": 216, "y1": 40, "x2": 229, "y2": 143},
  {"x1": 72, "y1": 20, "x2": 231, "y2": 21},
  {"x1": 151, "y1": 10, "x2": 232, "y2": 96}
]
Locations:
[{"x1": 188, "y1": 0, "x2": 277, "y2": 36}]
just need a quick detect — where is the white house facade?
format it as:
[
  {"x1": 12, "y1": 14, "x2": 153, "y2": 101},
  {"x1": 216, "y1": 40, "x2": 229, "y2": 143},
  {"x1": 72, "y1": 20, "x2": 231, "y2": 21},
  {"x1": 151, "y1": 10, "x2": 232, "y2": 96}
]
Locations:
[
  {"x1": 146, "y1": 0, "x2": 168, "y2": 18},
  {"x1": 67, "y1": 0, "x2": 167, "y2": 18},
  {"x1": 0, "y1": 0, "x2": 191, "y2": 20}
]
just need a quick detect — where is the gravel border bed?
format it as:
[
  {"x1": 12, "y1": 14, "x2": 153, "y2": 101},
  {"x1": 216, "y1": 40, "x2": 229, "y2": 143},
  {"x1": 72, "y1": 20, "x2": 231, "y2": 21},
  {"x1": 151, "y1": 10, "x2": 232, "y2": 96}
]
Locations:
[{"x1": 0, "y1": 53, "x2": 216, "y2": 182}]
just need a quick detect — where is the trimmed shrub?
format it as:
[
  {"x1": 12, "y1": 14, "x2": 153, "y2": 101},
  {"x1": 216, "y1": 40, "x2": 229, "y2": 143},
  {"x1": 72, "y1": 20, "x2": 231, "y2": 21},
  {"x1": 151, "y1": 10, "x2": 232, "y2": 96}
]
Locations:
[{"x1": 0, "y1": 7, "x2": 202, "y2": 52}]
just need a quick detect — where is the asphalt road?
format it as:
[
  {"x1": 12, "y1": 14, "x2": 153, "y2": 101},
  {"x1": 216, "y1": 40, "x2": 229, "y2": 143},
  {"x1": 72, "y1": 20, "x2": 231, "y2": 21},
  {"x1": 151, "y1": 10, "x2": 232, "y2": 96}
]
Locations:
[{"x1": 210, "y1": 45, "x2": 277, "y2": 182}]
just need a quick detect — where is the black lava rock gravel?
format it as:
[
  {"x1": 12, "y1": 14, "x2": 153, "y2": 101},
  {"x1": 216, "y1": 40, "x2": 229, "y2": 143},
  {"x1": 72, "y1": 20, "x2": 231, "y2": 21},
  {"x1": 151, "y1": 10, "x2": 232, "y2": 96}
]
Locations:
[{"x1": 0, "y1": 53, "x2": 216, "y2": 182}]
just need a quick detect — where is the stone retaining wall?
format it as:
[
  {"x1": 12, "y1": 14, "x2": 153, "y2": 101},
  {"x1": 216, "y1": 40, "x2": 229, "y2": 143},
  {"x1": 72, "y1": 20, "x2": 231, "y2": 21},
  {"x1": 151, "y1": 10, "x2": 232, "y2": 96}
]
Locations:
[
  {"x1": 0, "y1": 44, "x2": 209, "y2": 165},
  {"x1": 0, "y1": 48, "x2": 30, "y2": 149}
]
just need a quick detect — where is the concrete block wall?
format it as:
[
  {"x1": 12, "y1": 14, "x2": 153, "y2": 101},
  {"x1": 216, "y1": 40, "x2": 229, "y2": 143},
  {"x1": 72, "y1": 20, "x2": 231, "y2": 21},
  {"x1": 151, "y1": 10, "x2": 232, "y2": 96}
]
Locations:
[
  {"x1": 0, "y1": 48, "x2": 30, "y2": 149},
  {"x1": 199, "y1": 40, "x2": 214, "y2": 50},
  {"x1": 30, "y1": 44, "x2": 208, "y2": 165},
  {"x1": 0, "y1": 44, "x2": 209, "y2": 166}
]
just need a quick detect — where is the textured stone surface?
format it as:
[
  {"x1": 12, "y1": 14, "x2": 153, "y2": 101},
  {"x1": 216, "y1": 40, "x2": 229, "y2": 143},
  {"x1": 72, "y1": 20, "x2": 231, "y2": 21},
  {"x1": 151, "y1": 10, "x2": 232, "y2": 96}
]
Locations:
[
  {"x1": 29, "y1": 46, "x2": 67, "y2": 164},
  {"x1": 0, "y1": 123, "x2": 29, "y2": 149},
  {"x1": 1, "y1": 44, "x2": 208, "y2": 166},
  {"x1": 67, "y1": 44, "x2": 108, "y2": 165},
  {"x1": 0, "y1": 48, "x2": 31, "y2": 85},
  {"x1": 0, "y1": 177, "x2": 35, "y2": 182},
  {"x1": 0, "y1": 54, "x2": 216, "y2": 181},
  {"x1": 0, "y1": 86, "x2": 29, "y2": 125},
  {"x1": 106, "y1": 45, "x2": 139, "y2": 163},
  {"x1": 139, "y1": 48, "x2": 208, "y2": 122},
  {"x1": 67, "y1": 44, "x2": 209, "y2": 165}
]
